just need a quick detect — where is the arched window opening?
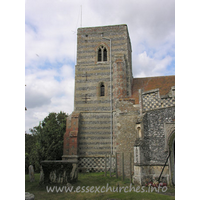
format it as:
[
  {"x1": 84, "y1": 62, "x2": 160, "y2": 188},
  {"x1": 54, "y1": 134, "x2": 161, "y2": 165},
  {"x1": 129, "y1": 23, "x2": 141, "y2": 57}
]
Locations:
[
  {"x1": 100, "y1": 83, "x2": 105, "y2": 96},
  {"x1": 103, "y1": 48, "x2": 107, "y2": 61},
  {"x1": 98, "y1": 48, "x2": 102, "y2": 62},
  {"x1": 137, "y1": 127, "x2": 142, "y2": 138},
  {"x1": 97, "y1": 45, "x2": 108, "y2": 62}
]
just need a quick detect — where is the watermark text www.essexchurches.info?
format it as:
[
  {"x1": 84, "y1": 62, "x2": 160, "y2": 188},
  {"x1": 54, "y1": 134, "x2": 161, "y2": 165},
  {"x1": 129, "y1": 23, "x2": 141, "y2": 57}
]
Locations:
[{"x1": 46, "y1": 183, "x2": 168, "y2": 193}]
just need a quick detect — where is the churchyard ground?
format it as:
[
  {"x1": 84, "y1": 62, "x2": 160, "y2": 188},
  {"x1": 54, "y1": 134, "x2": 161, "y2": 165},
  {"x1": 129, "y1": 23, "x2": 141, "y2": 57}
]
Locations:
[{"x1": 25, "y1": 172, "x2": 175, "y2": 200}]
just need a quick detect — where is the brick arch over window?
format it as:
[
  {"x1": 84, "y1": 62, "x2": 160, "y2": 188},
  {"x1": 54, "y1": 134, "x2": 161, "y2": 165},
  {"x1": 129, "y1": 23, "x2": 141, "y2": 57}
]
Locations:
[{"x1": 97, "y1": 45, "x2": 108, "y2": 62}]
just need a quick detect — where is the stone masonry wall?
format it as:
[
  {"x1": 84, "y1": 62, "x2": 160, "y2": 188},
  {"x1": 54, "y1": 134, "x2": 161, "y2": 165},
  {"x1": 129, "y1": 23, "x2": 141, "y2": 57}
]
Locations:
[
  {"x1": 140, "y1": 87, "x2": 175, "y2": 164},
  {"x1": 142, "y1": 87, "x2": 175, "y2": 112},
  {"x1": 113, "y1": 98, "x2": 140, "y2": 177},
  {"x1": 78, "y1": 112, "x2": 112, "y2": 155},
  {"x1": 73, "y1": 25, "x2": 133, "y2": 158},
  {"x1": 133, "y1": 106, "x2": 175, "y2": 185},
  {"x1": 74, "y1": 25, "x2": 132, "y2": 112},
  {"x1": 141, "y1": 107, "x2": 175, "y2": 164}
]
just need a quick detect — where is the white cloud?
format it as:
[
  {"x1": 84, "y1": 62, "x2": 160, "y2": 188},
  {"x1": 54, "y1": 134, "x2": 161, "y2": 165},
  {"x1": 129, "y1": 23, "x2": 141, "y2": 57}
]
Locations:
[
  {"x1": 25, "y1": 0, "x2": 83, "y2": 67},
  {"x1": 25, "y1": 64, "x2": 74, "y2": 131},
  {"x1": 25, "y1": 0, "x2": 175, "y2": 132},
  {"x1": 133, "y1": 51, "x2": 173, "y2": 77}
]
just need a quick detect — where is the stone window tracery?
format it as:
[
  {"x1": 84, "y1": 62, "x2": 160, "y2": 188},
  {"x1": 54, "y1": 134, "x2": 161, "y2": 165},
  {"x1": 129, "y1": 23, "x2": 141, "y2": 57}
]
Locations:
[{"x1": 97, "y1": 46, "x2": 107, "y2": 62}]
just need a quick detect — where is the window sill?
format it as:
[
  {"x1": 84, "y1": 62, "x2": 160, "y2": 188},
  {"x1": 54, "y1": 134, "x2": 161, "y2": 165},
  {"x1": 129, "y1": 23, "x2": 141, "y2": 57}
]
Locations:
[{"x1": 97, "y1": 61, "x2": 109, "y2": 64}]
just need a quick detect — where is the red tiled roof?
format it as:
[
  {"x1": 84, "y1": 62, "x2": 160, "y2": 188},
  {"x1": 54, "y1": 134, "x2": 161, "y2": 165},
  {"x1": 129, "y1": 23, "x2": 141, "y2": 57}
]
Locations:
[{"x1": 131, "y1": 76, "x2": 175, "y2": 104}]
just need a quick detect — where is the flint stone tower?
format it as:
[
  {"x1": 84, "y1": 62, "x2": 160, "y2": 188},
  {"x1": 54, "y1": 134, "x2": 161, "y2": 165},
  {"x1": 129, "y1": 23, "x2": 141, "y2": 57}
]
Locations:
[
  {"x1": 62, "y1": 24, "x2": 133, "y2": 171},
  {"x1": 62, "y1": 24, "x2": 175, "y2": 185}
]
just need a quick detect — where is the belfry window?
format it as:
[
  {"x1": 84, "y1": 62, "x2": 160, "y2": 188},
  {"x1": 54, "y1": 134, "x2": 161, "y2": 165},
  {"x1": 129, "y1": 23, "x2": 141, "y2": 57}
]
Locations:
[
  {"x1": 103, "y1": 48, "x2": 107, "y2": 61},
  {"x1": 98, "y1": 48, "x2": 102, "y2": 62},
  {"x1": 97, "y1": 46, "x2": 107, "y2": 62},
  {"x1": 100, "y1": 83, "x2": 105, "y2": 96}
]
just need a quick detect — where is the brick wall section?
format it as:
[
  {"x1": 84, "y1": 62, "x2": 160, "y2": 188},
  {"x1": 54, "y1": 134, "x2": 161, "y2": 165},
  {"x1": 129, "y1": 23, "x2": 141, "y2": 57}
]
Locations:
[
  {"x1": 113, "y1": 55, "x2": 127, "y2": 106},
  {"x1": 63, "y1": 112, "x2": 80, "y2": 156}
]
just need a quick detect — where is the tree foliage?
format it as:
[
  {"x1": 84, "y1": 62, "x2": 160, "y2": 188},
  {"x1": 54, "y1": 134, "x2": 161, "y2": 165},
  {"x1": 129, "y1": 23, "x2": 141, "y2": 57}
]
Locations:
[
  {"x1": 25, "y1": 111, "x2": 68, "y2": 173},
  {"x1": 25, "y1": 133, "x2": 36, "y2": 173}
]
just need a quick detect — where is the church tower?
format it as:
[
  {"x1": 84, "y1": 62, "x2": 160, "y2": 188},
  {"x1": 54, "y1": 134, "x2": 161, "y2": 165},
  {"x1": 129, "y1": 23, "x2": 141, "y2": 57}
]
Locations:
[{"x1": 63, "y1": 24, "x2": 133, "y2": 172}]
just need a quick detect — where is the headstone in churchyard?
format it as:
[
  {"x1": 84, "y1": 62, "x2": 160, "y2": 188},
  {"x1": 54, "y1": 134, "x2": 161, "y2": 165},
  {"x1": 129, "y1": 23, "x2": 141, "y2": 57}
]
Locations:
[
  {"x1": 29, "y1": 165, "x2": 35, "y2": 182},
  {"x1": 39, "y1": 165, "x2": 44, "y2": 183},
  {"x1": 25, "y1": 192, "x2": 34, "y2": 200},
  {"x1": 70, "y1": 163, "x2": 78, "y2": 180}
]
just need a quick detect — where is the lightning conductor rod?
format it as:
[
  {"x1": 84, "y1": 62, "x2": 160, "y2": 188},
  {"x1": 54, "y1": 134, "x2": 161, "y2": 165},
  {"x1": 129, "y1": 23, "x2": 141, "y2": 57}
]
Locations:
[
  {"x1": 80, "y1": 5, "x2": 82, "y2": 27},
  {"x1": 102, "y1": 37, "x2": 112, "y2": 155}
]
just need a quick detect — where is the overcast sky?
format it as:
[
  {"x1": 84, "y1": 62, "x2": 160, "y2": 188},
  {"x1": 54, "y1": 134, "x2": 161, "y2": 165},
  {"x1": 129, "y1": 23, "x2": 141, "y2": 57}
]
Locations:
[{"x1": 25, "y1": 0, "x2": 175, "y2": 133}]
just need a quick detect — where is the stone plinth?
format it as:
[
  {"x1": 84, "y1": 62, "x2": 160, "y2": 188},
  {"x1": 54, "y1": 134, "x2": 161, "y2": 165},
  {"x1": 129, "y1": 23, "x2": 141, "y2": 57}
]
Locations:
[{"x1": 133, "y1": 164, "x2": 170, "y2": 185}]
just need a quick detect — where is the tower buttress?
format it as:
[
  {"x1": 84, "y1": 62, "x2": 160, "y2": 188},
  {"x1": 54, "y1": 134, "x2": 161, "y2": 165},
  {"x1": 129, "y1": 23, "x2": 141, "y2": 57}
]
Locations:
[{"x1": 113, "y1": 55, "x2": 127, "y2": 104}]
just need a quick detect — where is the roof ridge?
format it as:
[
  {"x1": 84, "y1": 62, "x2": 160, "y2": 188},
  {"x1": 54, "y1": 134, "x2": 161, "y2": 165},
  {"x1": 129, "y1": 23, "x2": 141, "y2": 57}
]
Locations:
[{"x1": 133, "y1": 75, "x2": 175, "y2": 79}]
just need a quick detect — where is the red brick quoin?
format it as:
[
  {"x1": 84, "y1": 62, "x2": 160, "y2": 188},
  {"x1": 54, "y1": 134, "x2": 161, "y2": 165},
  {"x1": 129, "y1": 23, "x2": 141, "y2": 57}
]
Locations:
[{"x1": 63, "y1": 112, "x2": 80, "y2": 156}]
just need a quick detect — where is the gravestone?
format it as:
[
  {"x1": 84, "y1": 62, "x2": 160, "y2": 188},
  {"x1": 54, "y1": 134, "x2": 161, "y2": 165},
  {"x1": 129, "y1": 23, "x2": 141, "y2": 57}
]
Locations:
[
  {"x1": 39, "y1": 165, "x2": 44, "y2": 183},
  {"x1": 25, "y1": 192, "x2": 34, "y2": 200},
  {"x1": 71, "y1": 163, "x2": 78, "y2": 180},
  {"x1": 28, "y1": 165, "x2": 35, "y2": 182}
]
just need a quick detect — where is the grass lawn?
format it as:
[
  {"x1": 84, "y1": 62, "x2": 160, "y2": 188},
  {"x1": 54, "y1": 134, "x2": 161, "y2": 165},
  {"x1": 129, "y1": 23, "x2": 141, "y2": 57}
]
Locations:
[{"x1": 25, "y1": 173, "x2": 175, "y2": 200}]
